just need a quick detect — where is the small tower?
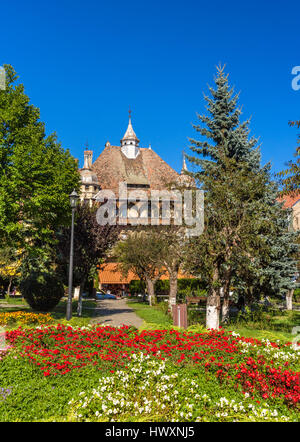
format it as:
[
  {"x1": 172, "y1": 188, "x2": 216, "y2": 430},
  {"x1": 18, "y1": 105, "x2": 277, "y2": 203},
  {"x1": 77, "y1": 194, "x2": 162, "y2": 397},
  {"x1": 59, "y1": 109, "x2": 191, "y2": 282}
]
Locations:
[
  {"x1": 79, "y1": 143, "x2": 100, "y2": 206},
  {"x1": 181, "y1": 152, "x2": 188, "y2": 173},
  {"x1": 177, "y1": 151, "x2": 195, "y2": 187},
  {"x1": 121, "y1": 108, "x2": 140, "y2": 159}
]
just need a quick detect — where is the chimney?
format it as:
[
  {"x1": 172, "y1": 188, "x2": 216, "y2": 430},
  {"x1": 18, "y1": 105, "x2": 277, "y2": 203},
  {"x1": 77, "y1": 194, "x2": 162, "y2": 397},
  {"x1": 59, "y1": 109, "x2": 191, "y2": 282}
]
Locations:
[{"x1": 83, "y1": 150, "x2": 93, "y2": 169}]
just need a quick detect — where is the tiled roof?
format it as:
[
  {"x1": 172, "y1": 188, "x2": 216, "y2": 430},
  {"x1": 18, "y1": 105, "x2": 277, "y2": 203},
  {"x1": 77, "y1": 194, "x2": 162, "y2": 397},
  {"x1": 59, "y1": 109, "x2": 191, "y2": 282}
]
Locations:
[
  {"x1": 278, "y1": 193, "x2": 300, "y2": 208},
  {"x1": 92, "y1": 145, "x2": 179, "y2": 196},
  {"x1": 98, "y1": 262, "x2": 190, "y2": 284}
]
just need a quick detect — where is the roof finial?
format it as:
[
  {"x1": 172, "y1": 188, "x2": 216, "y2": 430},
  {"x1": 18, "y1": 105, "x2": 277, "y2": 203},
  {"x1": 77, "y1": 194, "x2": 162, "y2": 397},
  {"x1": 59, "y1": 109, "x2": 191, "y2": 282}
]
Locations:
[
  {"x1": 84, "y1": 139, "x2": 89, "y2": 151},
  {"x1": 181, "y1": 150, "x2": 188, "y2": 173},
  {"x1": 121, "y1": 108, "x2": 140, "y2": 148}
]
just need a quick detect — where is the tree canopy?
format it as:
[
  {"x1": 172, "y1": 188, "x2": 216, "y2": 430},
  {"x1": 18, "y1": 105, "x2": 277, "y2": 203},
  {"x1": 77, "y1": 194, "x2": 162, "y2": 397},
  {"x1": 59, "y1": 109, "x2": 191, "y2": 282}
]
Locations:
[{"x1": 0, "y1": 65, "x2": 80, "y2": 265}]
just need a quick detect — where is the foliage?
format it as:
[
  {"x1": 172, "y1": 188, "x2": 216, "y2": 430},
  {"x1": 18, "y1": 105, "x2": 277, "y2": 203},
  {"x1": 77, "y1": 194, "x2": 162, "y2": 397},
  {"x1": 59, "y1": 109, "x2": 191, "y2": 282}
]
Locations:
[
  {"x1": 20, "y1": 272, "x2": 65, "y2": 311},
  {"x1": 113, "y1": 229, "x2": 166, "y2": 305},
  {"x1": 277, "y1": 120, "x2": 300, "y2": 195},
  {"x1": 185, "y1": 66, "x2": 298, "y2": 326},
  {"x1": 0, "y1": 246, "x2": 22, "y2": 296},
  {"x1": 55, "y1": 204, "x2": 120, "y2": 288},
  {"x1": 128, "y1": 301, "x2": 172, "y2": 326},
  {"x1": 0, "y1": 65, "x2": 80, "y2": 264},
  {"x1": 129, "y1": 280, "x2": 146, "y2": 295}
]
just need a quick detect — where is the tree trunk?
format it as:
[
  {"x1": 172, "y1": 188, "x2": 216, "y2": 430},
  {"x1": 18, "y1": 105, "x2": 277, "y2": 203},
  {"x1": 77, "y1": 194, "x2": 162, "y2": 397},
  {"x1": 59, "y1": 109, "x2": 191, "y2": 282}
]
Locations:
[
  {"x1": 146, "y1": 279, "x2": 155, "y2": 306},
  {"x1": 77, "y1": 282, "x2": 84, "y2": 317},
  {"x1": 206, "y1": 290, "x2": 220, "y2": 330},
  {"x1": 286, "y1": 289, "x2": 293, "y2": 311},
  {"x1": 221, "y1": 294, "x2": 230, "y2": 323},
  {"x1": 221, "y1": 268, "x2": 232, "y2": 323},
  {"x1": 5, "y1": 278, "x2": 12, "y2": 300},
  {"x1": 206, "y1": 267, "x2": 221, "y2": 330},
  {"x1": 169, "y1": 270, "x2": 178, "y2": 309}
]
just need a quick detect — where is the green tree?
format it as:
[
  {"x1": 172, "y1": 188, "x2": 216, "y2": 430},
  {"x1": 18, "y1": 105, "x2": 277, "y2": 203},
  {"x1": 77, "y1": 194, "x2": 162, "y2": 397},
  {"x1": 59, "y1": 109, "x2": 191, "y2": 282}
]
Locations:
[
  {"x1": 0, "y1": 65, "x2": 80, "y2": 265},
  {"x1": 277, "y1": 120, "x2": 300, "y2": 195},
  {"x1": 0, "y1": 246, "x2": 22, "y2": 298},
  {"x1": 185, "y1": 156, "x2": 271, "y2": 328},
  {"x1": 113, "y1": 229, "x2": 166, "y2": 306},
  {"x1": 55, "y1": 204, "x2": 120, "y2": 306},
  {"x1": 186, "y1": 66, "x2": 298, "y2": 327}
]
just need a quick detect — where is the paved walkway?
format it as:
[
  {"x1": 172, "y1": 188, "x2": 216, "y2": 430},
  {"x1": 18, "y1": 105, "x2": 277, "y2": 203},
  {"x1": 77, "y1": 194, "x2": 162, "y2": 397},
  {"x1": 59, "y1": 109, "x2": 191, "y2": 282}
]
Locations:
[
  {"x1": 91, "y1": 298, "x2": 143, "y2": 329},
  {"x1": 0, "y1": 303, "x2": 27, "y2": 309}
]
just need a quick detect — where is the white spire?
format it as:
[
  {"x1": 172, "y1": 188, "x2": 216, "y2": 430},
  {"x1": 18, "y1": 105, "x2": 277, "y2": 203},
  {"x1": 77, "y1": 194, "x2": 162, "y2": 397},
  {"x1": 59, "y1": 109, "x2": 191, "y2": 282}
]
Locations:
[
  {"x1": 121, "y1": 108, "x2": 140, "y2": 159},
  {"x1": 181, "y1": 152, "x2": 188, "y2": 173},
  {"x1": 121, "y1": 108, "x2": 139, "y2": 146}
]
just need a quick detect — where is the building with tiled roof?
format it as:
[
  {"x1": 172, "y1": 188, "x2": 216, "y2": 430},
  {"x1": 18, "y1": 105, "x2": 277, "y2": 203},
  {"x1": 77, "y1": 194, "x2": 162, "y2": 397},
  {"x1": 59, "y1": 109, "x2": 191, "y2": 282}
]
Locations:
[
  {"x1": 78, "y1": 113, "x2": 192, "y2": 292},
  {"x1": 98, "y1": 263, "x2": 190, "y2": 296},
  {"x1": 279, "y1": 193, "x2": 300, "y2": 230},
  {"x1": 79, "y1": 113, "x2": 182, "y2": 199}
]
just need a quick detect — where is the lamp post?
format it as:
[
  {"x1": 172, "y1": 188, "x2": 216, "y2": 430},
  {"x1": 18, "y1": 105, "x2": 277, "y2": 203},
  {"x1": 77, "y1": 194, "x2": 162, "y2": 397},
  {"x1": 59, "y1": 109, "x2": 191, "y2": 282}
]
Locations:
[{"x1": 66, "y1": 189, "x2": 79, "y2": 320}]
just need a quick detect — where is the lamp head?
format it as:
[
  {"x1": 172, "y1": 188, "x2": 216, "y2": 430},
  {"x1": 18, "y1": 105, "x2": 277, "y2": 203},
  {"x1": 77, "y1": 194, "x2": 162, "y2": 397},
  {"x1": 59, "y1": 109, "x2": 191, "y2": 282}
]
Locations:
[{"x1": 69, "y1": 189, "x2": 79, "y2": 209}]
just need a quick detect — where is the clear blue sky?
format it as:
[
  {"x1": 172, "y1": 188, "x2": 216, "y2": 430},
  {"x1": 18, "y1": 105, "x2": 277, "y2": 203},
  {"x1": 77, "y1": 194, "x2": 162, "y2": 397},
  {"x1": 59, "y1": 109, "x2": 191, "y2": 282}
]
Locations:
[{"x1": 1, "y1": 0, "x2": 299, "y2": 174}]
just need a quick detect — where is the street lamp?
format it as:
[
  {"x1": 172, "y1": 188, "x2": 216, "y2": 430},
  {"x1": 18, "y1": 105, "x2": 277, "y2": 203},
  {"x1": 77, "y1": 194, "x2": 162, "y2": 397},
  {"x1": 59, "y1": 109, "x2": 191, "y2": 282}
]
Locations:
[{"x1": 66, "y1": 189, "x2": 79, "y2": 320}]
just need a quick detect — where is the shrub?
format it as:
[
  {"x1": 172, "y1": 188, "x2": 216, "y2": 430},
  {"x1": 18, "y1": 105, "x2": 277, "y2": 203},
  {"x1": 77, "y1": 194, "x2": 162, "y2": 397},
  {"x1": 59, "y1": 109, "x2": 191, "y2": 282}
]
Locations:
[
  {"x1": 20, "y1": 272, "x2": 64, "y2": 311},
  {"x1": 294, "y1": 288, "x2": 300, "y2": 303},
  {"x1": 129, "y1": 280, "x2": 146, "y2": 296}
]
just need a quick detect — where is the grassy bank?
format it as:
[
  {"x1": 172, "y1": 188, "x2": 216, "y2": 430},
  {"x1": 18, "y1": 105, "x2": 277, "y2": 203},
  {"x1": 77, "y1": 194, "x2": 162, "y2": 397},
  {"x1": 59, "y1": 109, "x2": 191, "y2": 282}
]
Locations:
[
  {"x1": 127, "y1": 300, "x2": 172, "y2": 327},
  {"x1": 128, "y1": 300, "x2": 300, "y2": 343}
]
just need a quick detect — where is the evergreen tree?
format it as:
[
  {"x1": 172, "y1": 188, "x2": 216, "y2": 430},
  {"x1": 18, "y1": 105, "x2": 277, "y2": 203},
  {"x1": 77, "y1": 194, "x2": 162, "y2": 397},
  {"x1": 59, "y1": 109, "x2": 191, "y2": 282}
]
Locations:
[
  {"x1": 185, "y1": 66, "x2": 298, "y2": 327},
  {"x1": 277, "y1": 120, "x2": 300, "y2": 195}
]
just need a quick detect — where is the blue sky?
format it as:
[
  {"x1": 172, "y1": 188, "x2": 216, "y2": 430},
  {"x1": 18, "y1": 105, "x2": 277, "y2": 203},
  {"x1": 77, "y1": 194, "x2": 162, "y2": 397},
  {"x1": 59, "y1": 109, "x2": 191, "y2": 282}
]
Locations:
[{"x1": 1, "y1": 0, "x2": 299, "y2": 174}]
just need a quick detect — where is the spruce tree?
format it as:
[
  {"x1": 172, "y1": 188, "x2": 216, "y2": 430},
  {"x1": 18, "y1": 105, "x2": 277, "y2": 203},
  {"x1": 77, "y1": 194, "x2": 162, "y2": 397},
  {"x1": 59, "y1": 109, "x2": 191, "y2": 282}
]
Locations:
[
  {"x1": 186, "y1": 66, "x2": 298, "y2": 327},
  {"x1": 277, "y1": 120, "x2": 300, "y2": 195}
]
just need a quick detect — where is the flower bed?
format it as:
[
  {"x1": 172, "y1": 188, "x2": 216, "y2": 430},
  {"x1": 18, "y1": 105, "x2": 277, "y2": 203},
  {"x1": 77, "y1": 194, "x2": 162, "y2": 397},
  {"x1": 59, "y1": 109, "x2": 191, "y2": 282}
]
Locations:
[
  {"x1": 5, "y1": 324, "x2": 300, "y2": 409},
  {"x1": 0, "y1": 311, "x2": 53, "y2": 327},
  {"x1": 68, "y1": 353, "x2": 294, "y2": 422}
]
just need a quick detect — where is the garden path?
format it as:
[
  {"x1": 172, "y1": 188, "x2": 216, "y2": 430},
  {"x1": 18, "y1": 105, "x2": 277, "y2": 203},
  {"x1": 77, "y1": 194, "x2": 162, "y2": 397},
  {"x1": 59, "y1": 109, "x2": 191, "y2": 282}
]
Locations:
[{"x1": 91, "y1": 298, "x2": 143, "y2": 329}]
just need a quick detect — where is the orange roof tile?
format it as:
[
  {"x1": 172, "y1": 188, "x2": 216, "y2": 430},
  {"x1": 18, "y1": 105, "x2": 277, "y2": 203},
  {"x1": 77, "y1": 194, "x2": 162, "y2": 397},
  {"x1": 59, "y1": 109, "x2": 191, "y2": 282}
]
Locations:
[
  {"x1": 92, "y1": 145, "x2": 180, "y2": 197},
  {"x1": 278, "y1": 193, "x2": 300, "y2": 209},
  {"x1": 98, "y1": 263, "x2": 190, "y2": 285}
]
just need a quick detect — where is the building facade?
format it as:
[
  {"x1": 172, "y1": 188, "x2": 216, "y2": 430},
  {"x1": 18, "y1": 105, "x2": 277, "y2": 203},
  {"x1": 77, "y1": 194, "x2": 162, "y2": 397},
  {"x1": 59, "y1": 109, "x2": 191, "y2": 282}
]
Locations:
[
  {"x1": 280, "y1": 194, "x2": 300, "y2": 231},
  {"x1": 78, "y1": 114, "x2": 191, "y2": 294}
]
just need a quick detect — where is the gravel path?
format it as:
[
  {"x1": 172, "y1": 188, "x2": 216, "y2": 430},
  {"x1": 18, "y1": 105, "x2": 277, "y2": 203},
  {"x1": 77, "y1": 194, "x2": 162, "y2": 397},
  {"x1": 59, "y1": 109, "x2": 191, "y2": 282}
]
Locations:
[{"x1": 91, "y1": 298, "x2": 143, "y2": 329}]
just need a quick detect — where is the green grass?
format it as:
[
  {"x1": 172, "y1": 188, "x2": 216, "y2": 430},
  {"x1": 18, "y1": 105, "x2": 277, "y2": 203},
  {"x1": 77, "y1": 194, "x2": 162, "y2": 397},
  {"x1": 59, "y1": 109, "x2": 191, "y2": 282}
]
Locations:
[
  {"x1": 0, "y1": 356, "x2": 111, "y2": 422},
  {"x1": 128, "y1": 301, "x2": 172, "y2": 326},
  {"x1": 222, "y1": 326, "x2": 295, "y2": 342},
  {"x1": 129, "y1": 300, "x2": 300, "y2": 343},
  {"x1": 0, "y1": 296, "x2": 27, "y2": 305}
]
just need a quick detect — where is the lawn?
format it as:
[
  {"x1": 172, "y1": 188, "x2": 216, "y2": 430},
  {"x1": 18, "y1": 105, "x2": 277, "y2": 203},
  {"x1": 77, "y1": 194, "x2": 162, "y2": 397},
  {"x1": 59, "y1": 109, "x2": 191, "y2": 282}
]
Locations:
[
  {"x1": 128, "y1": 299, "x2": 300, "y2": 343},
  {"x1": 127, "y1": 300, "x2": 172, "y2": 327}
]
